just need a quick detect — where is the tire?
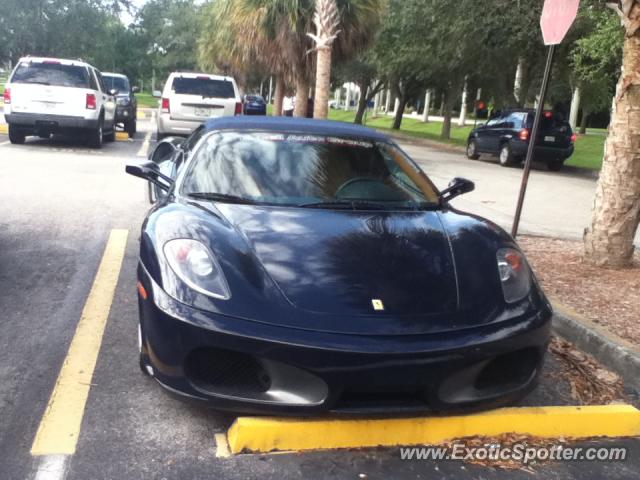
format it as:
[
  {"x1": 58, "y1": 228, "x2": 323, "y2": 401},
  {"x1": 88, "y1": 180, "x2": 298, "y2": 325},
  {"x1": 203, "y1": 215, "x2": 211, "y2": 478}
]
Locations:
[
  {"x1": 88, "y1": 119, "x2": 103, "y2": 148},
  {"x1": 126, "y1": 119, "x2": 137, "y2": 138},
  {"x1": 498, "y1": 143, "x2": 516, "y2": 167},
  {"x1": 547, "y1": 160, "x2": 564, "y2": 172},
  {"x1": 104, "y1": 122, "x2": 116, "y2": 143},
  {"x1": 8, "y1": 125, "x2": 26, "y2": 145},
  {"x1": 466, "y1": 139, "x2": 480, "y2": 159}
]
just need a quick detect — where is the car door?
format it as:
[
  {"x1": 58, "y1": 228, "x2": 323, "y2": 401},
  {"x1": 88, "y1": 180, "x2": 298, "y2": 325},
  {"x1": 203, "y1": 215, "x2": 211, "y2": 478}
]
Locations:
[
  {"x1": 495, "y1": 113, "x2": 522, "y2": 147},
  {"x1": 480, "y1": 115, "x2": 506, "y2": 153},
  {"x1": 95, "y1": 70, "x2": 116, "y2": 126}
]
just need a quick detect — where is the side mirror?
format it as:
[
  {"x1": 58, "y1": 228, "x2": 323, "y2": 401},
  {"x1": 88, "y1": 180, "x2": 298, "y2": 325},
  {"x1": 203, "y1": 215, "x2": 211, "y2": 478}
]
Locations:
[
  {"x1": 125, "y1": 161, "x2": 174, "y2": 192},
  {"x1": 439, "y1": 177, "x2": 475, "y2": 203},
  {"x1": 152, "y1": 90, "x2": 162, "y2": 98},
  {"x1": 132, "y1": 86, "x2": 140, "y2": 93},
  {"x1": 477, "y1": 122, "x2": 486, "y2": 128},
  {"x1": 108, "y1": 88, "x2": 118, "y2": 96}
]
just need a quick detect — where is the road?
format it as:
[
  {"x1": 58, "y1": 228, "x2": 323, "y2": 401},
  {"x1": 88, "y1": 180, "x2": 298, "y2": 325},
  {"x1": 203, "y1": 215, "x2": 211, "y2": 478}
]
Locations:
[
  {"x1": 0, "y1": 113, "x2": 638, "y2": 479},
  {"x1": 400, "y1": 139, "x2": 640, "y2": 245}
]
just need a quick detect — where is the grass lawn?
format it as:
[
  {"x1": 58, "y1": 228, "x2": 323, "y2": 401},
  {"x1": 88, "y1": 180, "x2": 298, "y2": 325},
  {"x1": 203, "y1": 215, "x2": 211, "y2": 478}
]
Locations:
[
  {"x1": 136, "y1": 92, "x2": 158, "y2": 108},
  {"x1": 327, "y1": 109, "x2": 605, "y2": 170}
]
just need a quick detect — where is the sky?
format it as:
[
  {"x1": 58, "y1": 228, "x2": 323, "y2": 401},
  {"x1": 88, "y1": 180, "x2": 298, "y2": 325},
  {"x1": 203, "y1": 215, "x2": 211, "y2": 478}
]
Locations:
[{"x1": 120, "y1": 0, "x2": 147, "y2": 26}]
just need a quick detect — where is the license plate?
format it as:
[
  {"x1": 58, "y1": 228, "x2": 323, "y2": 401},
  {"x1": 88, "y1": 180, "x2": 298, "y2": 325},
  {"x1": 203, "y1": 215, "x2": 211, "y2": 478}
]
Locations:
[
  {"x1": 194, "y1": 107, "x2": 211, "y2": 117},
  {"x1": 544, "y1": 136, "x2": 555, "y2": 142}
]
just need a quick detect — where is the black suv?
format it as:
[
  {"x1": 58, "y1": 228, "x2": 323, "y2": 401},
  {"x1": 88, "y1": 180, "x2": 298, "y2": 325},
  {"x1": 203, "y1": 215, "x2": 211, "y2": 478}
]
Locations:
[
  {"x1": 103, "y1": 72, "x2": 138, "y2": 137},
  {"x1": 466, "y1": 109, "x2": 575, "y2": 171}
]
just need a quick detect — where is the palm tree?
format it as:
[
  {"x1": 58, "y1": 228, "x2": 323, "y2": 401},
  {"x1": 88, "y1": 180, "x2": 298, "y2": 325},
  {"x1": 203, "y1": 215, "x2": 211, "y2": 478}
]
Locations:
[
  {"x1": 242, "y1": 0, "x2": 384, "y2": 117},
  {"x1": 308, "y1": 0, "x2": 341, "y2": 119},
  {"x1": 199, "y1": 0, "x2": 289, "y2": 115},
  {"x1": 583, "y1": 0, "x2": 640, "y2": 267}
]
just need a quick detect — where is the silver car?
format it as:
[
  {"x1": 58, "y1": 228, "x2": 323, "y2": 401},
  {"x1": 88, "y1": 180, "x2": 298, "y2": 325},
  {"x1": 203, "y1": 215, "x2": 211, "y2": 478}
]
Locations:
[{"x1": 154, "y1": 72, "x2": 242, "y2": 139}]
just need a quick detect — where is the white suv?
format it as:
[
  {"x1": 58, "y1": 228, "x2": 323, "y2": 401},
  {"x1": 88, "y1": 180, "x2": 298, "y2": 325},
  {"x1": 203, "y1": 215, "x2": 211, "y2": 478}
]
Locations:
[
  {"x1": 155, "y1": 72, "x2": 242, "y2": 139},
  {"x1": 3, "y1": 57, "x2": 116, "y2": 147}
]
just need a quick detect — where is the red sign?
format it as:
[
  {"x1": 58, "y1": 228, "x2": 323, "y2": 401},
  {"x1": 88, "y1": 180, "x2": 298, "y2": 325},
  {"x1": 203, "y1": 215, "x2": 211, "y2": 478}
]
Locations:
[{"x1": 540, "y1": 0, "x2": 580, "y2": 45}]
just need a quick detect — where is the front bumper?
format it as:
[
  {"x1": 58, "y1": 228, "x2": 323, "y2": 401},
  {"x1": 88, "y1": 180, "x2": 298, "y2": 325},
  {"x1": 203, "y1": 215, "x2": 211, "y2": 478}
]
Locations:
[
  {"x1": 115, "y1": 105, "x2": 135, "y2": 123},
  {"x1": 157, "y1": 113, "x2": 203, "y2": 136},
  {"x1": 138, "y1": 264, "x2": 552, "y2": 415},
  {"x1": 5, "y1": 112, "x2": 99, "y2": 133}
]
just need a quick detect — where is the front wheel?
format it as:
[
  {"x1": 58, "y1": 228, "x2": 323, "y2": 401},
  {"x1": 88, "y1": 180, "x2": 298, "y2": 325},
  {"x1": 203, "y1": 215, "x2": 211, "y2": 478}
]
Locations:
[
  {"x1": 8, "y1": 125, "x2": 26, "y2": 144},
  {"x1": 466, "y1": 139, "x2": 480, "y2": 159},
  {"x1": 126, "y1": 119, "x2": 137, "y2": 138}
]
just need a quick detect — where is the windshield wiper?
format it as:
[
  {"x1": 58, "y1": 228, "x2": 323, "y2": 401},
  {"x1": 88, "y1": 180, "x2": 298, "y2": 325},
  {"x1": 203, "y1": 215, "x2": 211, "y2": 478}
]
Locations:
[
  {"x1": 299, "y1": 200, "x2": 440, "y2": 211},
  {"x1": 186, "y1": 192, "x2": 257, "y2": 205}
]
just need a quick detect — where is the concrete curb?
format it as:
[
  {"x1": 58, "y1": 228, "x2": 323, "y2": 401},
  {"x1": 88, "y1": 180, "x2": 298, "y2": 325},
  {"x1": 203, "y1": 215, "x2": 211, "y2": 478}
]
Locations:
[
  {"x1": 224, "y1": 405, "x2": 640, "y2": 454},
  {"x1": 552, "y1": 300, "x2": 640, "y2": 392}
]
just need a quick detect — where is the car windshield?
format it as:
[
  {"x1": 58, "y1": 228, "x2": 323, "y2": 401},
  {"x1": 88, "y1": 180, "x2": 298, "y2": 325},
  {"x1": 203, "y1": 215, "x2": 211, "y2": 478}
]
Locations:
[
  {"x1": 103, "y1": 75, "x2": 129, "y2": 92},
  {"x1": 11, "y1": 62, "x2": 90, "y2": 88},
  {"x1": 172, "y1": 77, "x2": 235, "y2": 98},
  {"x1": 181, "y1": 132, "x2": 440, "y2": 209}
]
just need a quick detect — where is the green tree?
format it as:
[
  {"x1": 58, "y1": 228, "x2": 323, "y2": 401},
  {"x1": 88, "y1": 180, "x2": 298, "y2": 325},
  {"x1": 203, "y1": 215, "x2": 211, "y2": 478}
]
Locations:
[{"x1": 136, "y1": 0, "x2": 203, "y2": 87}]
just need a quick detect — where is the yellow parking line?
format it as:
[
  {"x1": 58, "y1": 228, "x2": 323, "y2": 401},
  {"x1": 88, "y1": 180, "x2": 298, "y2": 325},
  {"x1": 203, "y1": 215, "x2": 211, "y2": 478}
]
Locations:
[
  {"x1": 215, "y1": 433, "x2": 231, "y2": 458},
  {"x1": 0, "y1": 124, "x2": 7, "y2": 135},
  {"x1": 226, "y1": 405, "x2": 640, "y2": 454},
  {"x1": 31, "y1": 229, "x2": 129, "y2": 456}
]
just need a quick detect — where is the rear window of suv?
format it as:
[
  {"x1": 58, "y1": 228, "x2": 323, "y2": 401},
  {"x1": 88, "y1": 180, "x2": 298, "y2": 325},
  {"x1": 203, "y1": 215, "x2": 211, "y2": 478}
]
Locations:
[
  {"x1": 171, "y1": 77, "x2": 235, "y2": 98},
  {"x1": 11, "y1": 62, "x2": 91, "y2": 88}
]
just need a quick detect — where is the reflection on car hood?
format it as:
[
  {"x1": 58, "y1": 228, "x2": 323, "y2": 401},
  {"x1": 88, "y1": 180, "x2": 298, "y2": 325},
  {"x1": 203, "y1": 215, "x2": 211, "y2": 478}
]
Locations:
[{"x1": 216, "y1": 205, "x2": 458, "y2": 317}]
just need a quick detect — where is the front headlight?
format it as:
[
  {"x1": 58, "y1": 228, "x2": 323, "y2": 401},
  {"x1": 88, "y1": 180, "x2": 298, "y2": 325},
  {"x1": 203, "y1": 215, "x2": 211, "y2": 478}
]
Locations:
[
  {"x1": 117, "y1": 97, "x2": 131, "y2": 106},
  {"x1": 163, "y1": 239, "x2": 231, "y2": 300},
  {"x1": 496, "y1": 248, "x2": 531, "y2": 303}
]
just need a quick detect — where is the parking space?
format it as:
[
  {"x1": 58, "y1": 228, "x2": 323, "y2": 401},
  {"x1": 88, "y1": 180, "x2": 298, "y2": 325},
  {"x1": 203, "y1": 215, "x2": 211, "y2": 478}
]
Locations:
[{"x1": 1, "y1": 113, "x2": 639, "y2": 480}]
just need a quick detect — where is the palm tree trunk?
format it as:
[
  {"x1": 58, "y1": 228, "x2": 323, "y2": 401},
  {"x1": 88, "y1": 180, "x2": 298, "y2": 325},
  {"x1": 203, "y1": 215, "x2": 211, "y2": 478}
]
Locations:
[
  {"x1": 273, "y1": 75, "x2": 285, "y2": 116},
  {"x1": 294, "y1": 74, "x2": 309, "y2": 117},
  {"x1": 583, "y1": 13, "x2": 640, "y2": 267},
  {"x1": 314, "y1": 47, "x2": 332, "y2": 119}
]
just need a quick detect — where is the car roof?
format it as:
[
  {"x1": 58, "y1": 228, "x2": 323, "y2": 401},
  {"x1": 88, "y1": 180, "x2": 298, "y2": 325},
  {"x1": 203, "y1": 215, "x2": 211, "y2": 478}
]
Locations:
[
  {"x1": 16, "y1": 56, "x2": 93, "y2": 68},
  {"x1": 102, "y1": 72, "x2": 128, "y2": 79},
  {"x1": 502, "y1": 108, "x2": 535, "y2": 114},
  {"x1": 169, "y1": 72, "x2": 234, "y2": 82},
  {"x1": 202, "y1": 116, "x2": 389, "y2": 142}
]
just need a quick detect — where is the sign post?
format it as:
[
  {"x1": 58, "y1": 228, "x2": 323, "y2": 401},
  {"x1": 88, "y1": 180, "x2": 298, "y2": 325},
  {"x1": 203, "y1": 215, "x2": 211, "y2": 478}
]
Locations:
[{"x1": 511, "y1": 0, "x2": 580, "y2": 238}]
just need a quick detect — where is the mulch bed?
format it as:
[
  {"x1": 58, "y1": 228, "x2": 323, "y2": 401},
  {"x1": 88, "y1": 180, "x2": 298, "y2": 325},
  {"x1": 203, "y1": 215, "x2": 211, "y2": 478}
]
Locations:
[{"x1": 518, "y1": 236, "x2": 640, "y2": 345}]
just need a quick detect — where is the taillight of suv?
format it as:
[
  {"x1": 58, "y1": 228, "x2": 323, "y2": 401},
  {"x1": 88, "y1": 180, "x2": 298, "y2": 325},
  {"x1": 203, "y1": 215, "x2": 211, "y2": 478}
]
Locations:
[
  {"x1": 519, "y1": 129, "x2": 530, "y2": 141},
  {"x1": 162, "y1": 98, "x2": 170, "y2": 114},
  {"x1": 235, "y1": 102, "x2": 243, "y2": 116},
  {"x1": 86, "y1": 93, "x2": 97, "y2": 110},
  {"x1": 3, "y1": 87, "x2": 10, "y2": 104}
]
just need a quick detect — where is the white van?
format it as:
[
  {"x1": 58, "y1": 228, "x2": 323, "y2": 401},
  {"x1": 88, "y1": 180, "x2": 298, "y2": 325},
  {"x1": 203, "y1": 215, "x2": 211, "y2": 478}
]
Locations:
[
  {"x1": 155, "y1": 72, "x2": 242, "y2": 139},
  {"x1": 3, "y1": 57, "x2": 116, "y2": 147}
]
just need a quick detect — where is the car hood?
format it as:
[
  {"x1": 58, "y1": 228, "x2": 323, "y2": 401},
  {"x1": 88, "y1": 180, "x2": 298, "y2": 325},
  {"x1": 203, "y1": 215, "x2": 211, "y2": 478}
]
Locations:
[{"x1": 216, "y1": 205, "x2": 459, "y2": 317}]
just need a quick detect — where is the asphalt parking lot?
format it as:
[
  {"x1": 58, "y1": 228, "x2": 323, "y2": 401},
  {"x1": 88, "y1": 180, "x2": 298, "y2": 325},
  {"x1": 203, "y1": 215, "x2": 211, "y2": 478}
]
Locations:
[{"x1": 0, "y1": 112, "x2": 639, "y2": 480}]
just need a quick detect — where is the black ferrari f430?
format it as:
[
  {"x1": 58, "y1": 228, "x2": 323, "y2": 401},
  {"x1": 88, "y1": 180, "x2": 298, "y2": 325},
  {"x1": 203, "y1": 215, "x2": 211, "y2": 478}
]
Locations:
[{"x1": 126, "y1": 117, "x2": 552, "y2": 415}]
